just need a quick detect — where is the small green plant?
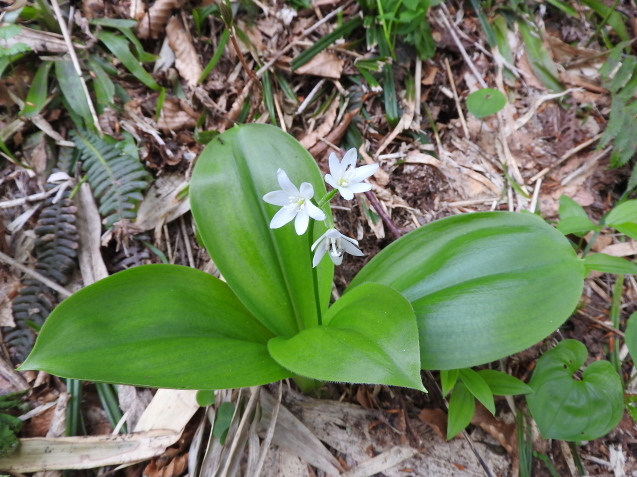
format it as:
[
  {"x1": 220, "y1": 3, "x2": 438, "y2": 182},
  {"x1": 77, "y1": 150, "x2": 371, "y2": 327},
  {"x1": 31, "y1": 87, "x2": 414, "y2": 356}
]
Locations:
[
  {"x1": 0, "y1": 391, "x2": 28, "y2": 458},
  {"x1": 19, "y1": 125, "x2": 602, "y2": 440},
  {"x1": 466, "y1": 88, "x2": 507, "y2": 119}
]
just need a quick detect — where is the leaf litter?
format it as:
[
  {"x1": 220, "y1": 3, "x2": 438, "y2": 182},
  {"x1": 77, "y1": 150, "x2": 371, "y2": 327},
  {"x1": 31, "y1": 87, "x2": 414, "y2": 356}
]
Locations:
[{"x1": 1, "y1": 0, "x2": 637, "y2": 476}]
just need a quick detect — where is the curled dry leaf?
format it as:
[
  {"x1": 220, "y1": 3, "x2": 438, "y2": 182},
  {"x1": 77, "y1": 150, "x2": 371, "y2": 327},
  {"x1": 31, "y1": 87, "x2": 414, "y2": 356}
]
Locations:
[
  {"x1": 296, "y1": 51, "x2": 344, "y2": 79},
  {"x1": 166, "y1": 16, "x2": 203, "y2": 88},
  {"x1": 157, "y1": 97, "x2": 198, "y2": 132},
  {"x1": 136, "y1": 0, "x2": 181, "y2": 40},
  {"x1": 471, "y1": 403, "x2": 516, "y2": 455}
]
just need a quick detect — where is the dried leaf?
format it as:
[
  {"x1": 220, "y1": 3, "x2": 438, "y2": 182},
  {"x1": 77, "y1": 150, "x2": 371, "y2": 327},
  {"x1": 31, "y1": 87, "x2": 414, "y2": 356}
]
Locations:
[
  {"x1": 82, "y1": 0, "x2": 104, "y2": 18},
  {"x1": 136, "y1": 0, "x2": 181, "y2": 40},
  {"x1": 157, "y1": 96, "x2": 198, "y2": 132},
  {"x1": 418, "y1": 408, "x2": 447, "y2": 439},
  {"x1": 166, "y1": 16, "x2": 203, "y2": 88},
  {"x1": 296, "y1": 51, "x2": 344, "y2": 79},
  {"x1": 471, "y1": 403, "x2": 516, "y2": 455}
]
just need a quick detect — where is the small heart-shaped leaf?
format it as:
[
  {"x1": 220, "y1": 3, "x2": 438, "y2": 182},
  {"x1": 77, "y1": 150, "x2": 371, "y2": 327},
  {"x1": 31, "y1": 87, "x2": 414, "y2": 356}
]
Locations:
[
  {"x1": 267, "y1": 283, "x2": 425, "y2": 391},
  {"x1": 526, "y1": 340, "x2": 623, "y2": 441},
  {"x1": 466, "y1": 88, "x2": 506, "y2": 118}
]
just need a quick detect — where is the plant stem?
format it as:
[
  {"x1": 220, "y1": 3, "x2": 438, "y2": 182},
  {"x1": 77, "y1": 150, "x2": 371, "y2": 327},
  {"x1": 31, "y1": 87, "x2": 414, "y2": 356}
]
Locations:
[{"x1": 308, "y1": 220, "x2": 322, "y2": 326}]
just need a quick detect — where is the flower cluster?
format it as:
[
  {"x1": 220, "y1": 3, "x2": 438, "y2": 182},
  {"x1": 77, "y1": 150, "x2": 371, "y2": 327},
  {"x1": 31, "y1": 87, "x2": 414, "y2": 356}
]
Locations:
[{"x1": 263, "y1": 149, "x2": 378, "y2": 267}]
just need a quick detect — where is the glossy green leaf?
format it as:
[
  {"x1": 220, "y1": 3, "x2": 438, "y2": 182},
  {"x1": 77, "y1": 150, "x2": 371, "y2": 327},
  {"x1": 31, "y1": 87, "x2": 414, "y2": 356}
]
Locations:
[
  {"x1": 556, "y1": 216, "x2": 598, "y2": 236},
  {"x1": 477, "y1": 370, "x2": 533, "y2": 396},
  {"x1": 55, "y1": 58, "x2": 94, "y2": 129},
  {"x1": 605, "y1": 200, "x2": 637, "y2": 226},
  {"x1": 20, "y1": 61, "x2": 51, "y2": 117},
  {"x1": 190, "y1": 124, "x2": 333, "y2": 337},
  {"x1": 97, "y1": 31, "x2": 160, "y2": 91},
  {"x1": 447, "y1": 382, "x2": 475, "y2": 440},
  {"x1": 584, "y1": 253, "x2": 637, "y2": 274},
  {"x1": 559, "y1": 195, "x2": 589, "y2": 220},
  {"x1": 466, "y1": 88, "x2": 506, "y2": 119},
  {"x1": 213, "y1": 402, "x2": 235, "y2": 443},
  {"x1": 526, "y1": 340, "x2": 623, "y2": 441},
  {"x1": 440, "y1": 369, "x2": 459, "y2": 396},
  {"x1": 349, "y1": 212, "x2": 585, "y2": 370},
  {"x1": 20, "y1": 265, "x2": 292, "y2": 389},
  {"x1": 458, "y1": 368, "x2": 494, "y2": 415},
  {"x1": 267, "y1": 283, "x2": 425, "y2": 391}
]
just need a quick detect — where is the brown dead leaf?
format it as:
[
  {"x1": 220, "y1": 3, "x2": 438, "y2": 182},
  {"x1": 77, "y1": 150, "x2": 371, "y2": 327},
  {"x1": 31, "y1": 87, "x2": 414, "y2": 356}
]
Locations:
[
  {"x1": 418, "y1": 408, "x2": 447, "y2": 440},
  {"x1": 601, "y1": 241, "x2": 637, "y2": 257},
  {"x1": 300, "y1": 97, "x2": 338, "y2": 149},
  {"x1": 471, "y1": 403, "x2": 516, "y2": 455},
  {"x1": 157, "y1": 97, "x2": 198, "y2": 132},
  {"x1": 166, "y1": 17, "x2": 203, "y2": 88},
  {"x1": 82, "y1": 0, "x2": 104, "y2": 18},
  {"x1": 296, "y1": 51, "x2": 344, "y2": 79},
  {"x1": 137, "y1": 0, "x2": 182, "y2": 40},
  {"x1": 143, "y1": 452, "x2": 188, "y2": 477},
  {"x1": 422, "y1": 65, "x2": 439, "y2": 86}
]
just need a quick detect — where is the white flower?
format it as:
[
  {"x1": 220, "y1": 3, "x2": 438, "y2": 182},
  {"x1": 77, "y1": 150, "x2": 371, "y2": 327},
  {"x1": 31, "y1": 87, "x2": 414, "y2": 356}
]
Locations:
[
  {"x1": 324, "y1": 149, "x2": 379, "y2": 200},
  {"x1": 311, "y1": 228, "x2": 364, "y2": 267},
  {"x1": 263, "y1": 169, "x2": 326, "y2": 235}
]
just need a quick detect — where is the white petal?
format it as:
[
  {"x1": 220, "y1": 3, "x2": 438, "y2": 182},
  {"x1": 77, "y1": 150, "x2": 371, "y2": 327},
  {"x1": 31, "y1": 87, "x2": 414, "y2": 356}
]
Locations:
[
  {"x1": 328, "y1": 152, "x2": 341, "y2": 177},
  {"x1": 277, "y1": 169, "x2": 299, "y2": 196},
  {"x1": 294, "y1": 208, "x2": 310, "y2": 235},
  {"x1": 311, "y1": 230, "x2": 329, "y2": 251},
  {"x1": 312, "y1": 243, "x2": 328, "y2": 267},
  {"x1": 351, "y1": 163, "x2": 379, "y2": 183},
  {"x1": 347, "y1": 182, "x2": 372, "y2": 194},
  {"x1": 342, "y1": 149, "x2": 358, "y2": 170},
  {"x1": 330, "y1": 253, "x2": 344, "y2": 266},
  {"x1": 270, "y1": 205, "x2": 297, "y2": 229},
  {"x1": 299, "y1": 182, "x2": 315, "y2": 200},
  {"x1": 306, "y1": 201, "x2": 326, "y2": 221},
  {"x1": 341, "y1": 238, "x2": 364, "y2": 256},
  {"x1": 263, "y1": 190, "x2": 291, "y2": 206},
  {"x1": 325, "y1": 174, "x2": 338, "y2": 189},
  {"x1": 338, "y1": 187, "x2": 355, "y2": 201}
]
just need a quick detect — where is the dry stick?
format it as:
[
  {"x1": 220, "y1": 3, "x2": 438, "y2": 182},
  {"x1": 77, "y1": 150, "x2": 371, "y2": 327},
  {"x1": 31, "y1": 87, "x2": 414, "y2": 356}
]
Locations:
[
  {"x1": 530, "y1": 134, "x2": 603, "y2": 183},
  {"x1": 49, "y1": 0, "x2": 102, "y2": 136},
  {"x1": 576, "y1": 310, "x2": 625, "y2": 338},
  {"x1": 364, "y1": 191, "x2": 402, "y2": 240},
  {"x1": 0, "y1": 186, "x2": 61, "y2": 209},
  {"x1": 438, "y1": 7, "x2": 487, "y2": 89},
  {"x1": 0, "y1": 353, "x2": 30, "y2": 391},
  {"x1": 561, "y1": 147, "x2": 611, "y2": 186},
  {"x1": 180, "y1": 216, "x2": 195, "y2": 269},
  {"x1": 296, "y1": 79, "x2": 326, "y2": 115},
  {"x1": 0, "y1": 251, "x2": 72, "y2": 298},
  {"x1": 444, "y1": 58, "x2": 469, "y2": 138},
  {"x1": 227, "y1": 27, "x2": 261, "y2": 85},
  {"x1": 413, "y1": 59, "x2": 422, "y2": 128}
]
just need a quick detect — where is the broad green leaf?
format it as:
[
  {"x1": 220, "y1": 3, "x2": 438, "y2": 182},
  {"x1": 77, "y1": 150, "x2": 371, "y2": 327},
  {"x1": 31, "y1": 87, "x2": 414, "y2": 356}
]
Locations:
[
  {"x1": 440, "y1": 369, "x2": 459, "y2": 396},
  {"x1": 20, "y1": 61, "x2": 52, "y2": 117},
  {"x1": 615, "y1": 222, "x2": 637, "y2": 241},
  {"x1": 526, "y1": 340, "x2": 623, "y2": 441},
  {"x1": 97, "y1": 31, "x2": 160, "y2": 91},
  {"x1": 349, "y1": 212, "x2": 585, "y2": 370},
  {"x1": 459, "y1": 368, "x2": 494, "y2": 415},
  {"x1": 518, "y1": 21, "x2": 564, "y2": 92},
  {"x1": 559, "y1": 195, "x2": 589, "y2": 220},
  {"x1": 447, "y1": 382, "x2": 475, "y2": 440},
  {"x1": 556, "y1": 216, "x2": 597, "y2": 236},
  {"x1": 477, "y1": 370, "x2": 533, "y2": 396},
  {"x1": 55, "y1": 58, "x2": 94, "y2": 129},
  {"x1": 267, "y1": 283, "x2": 425, "y2": 391},
  {"x1": 20, "y1": 265, "x2": 292, "y2": 389},
  {"x1": 466, "y1": 88, "x2": 506, "y2": 119},
  {"x1": 584, "y1": 253, "x2": 637, "y2": 274},
  {"x1": 190, "y1": 124, "x2": 333, "y2": 338},
  {"x1": 605, "y1": 200, "x2": 637, "y2": 226}
]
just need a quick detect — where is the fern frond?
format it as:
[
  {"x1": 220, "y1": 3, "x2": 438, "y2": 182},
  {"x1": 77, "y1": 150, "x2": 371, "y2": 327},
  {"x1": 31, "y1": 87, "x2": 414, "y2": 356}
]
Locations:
[
  {"x1": 599, "y1": 47, "x2": 637, "y2": 176},
  {"x1": 5, "y1": 190, "x2": 79, "y2": 364},
  {"x1": 71, "y1": 128, "x2": 150, "y2": 228}
]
